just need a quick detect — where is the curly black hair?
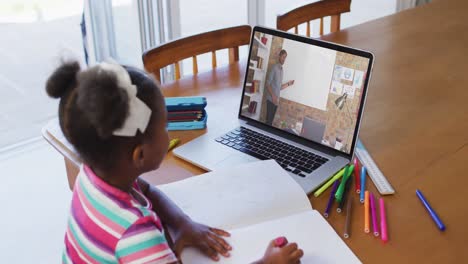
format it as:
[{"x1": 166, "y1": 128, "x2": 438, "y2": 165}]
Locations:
[{"x1": 45, "y1": 61, "x2": 164, "y2": 171}]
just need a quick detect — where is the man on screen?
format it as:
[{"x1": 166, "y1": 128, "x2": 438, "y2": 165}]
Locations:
[{"x1": 265, "y1": 49, "x2": 295, "y2": 125}]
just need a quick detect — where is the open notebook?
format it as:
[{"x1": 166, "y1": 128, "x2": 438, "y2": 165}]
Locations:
[{"x1": 158, "y1": 160, "x2": 360, "y2": 264}]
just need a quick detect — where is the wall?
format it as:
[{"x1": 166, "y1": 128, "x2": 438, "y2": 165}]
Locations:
[
  {"x1": 280, "y1": 39, "x2": 336, "y2": 111},
  {"x1": 273, "y1": 51, "x2": 370, "y2": 153}
]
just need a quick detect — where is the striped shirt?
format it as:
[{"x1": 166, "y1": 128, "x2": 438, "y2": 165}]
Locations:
[{"x1": 63, "y1": 165, "x2": 177, "y2": 264}]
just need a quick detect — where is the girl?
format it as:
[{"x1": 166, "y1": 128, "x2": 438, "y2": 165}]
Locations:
[{"x1": 46, "y1": 61, "x2": 304, "y2": 264}]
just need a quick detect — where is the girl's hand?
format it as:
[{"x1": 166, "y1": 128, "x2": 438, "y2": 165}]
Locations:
[
  {"x1": 256, "y1": 239, "x2": 304, "y2": 264},
  {"x1": 172, "y1": 220, "x2": 232, "y2": 261}
]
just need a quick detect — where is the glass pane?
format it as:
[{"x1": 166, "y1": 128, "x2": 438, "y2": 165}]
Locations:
[
  {"x1": 265, "y1": 0, "x2": 312, "y2": 28},
  {"x1": 178, "y1": 0, "x2": 248, "y2": 77},
  {"x1": 265, "y1": 0, "x2": 396, "y2": 37},
  {"x1": 342, "y1": 0, "x2": 396, "y2": 28},
  {"x1": 0, "y1": 0, "x2": 84, "y2": 149},
  {"x1": 111, "y1": 0, "x2": 143, "y2": 67},
  {"x1": 179, "y1": 0, "x2": 248, "y2": 36}
]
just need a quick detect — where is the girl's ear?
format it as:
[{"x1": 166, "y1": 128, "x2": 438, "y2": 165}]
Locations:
[{"x1": 132, "y1": 144, "x2": 146, "y2": 170}]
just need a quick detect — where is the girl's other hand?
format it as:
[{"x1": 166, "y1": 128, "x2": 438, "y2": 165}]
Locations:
[
  {"x1": 173, "y1": 220, "x2": 231, "y2": 261},
  {"x1": 258, "y1": 239, "x2": 304, "y2": 264}
]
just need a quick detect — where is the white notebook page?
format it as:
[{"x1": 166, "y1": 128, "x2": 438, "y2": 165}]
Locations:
[
  {"x1": 182, "y1": 210, "x2": 361, "y2": 264},
  {"x1": 158, "y1": 160, "x2": 312, "y2": 230}
]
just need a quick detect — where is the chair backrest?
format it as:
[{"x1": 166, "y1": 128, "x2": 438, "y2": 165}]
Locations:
[
  {"x1": 143, "y1": 25, "x2": 252, "y2": 82},
  {"x1": 276, "y1": 0, "x2": 351, "y2": 37}
]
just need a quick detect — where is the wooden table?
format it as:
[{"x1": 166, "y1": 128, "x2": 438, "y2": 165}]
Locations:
[{"x1": 43, "y1": 0, "x2": 468, "y2": 262}]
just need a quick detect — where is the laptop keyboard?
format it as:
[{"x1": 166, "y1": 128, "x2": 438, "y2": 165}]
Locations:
[{"x1": 215, "y1": 127, "x2": 329, "y2": 177}]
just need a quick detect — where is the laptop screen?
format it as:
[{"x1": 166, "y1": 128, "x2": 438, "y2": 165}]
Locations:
[{"x1": 240, "y1": 27, "x2": 372, "y2": 155}]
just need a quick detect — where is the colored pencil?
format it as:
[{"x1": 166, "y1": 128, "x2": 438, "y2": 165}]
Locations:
[
  {"x1": 364, "y1": 191, "x2": 370, "y2": 233},
  {"x1": 354, "y1": 158, "x2": 361, "y2": 193},
  {"x1": 324, "y1": 180, "x2": 340, "y2": 218},
  {"x1": 337, "y1": 175, "x2": 353, "y2": 213},
  {"x1": 360, "y1": 167, "x2": 367, "y2": 203},
  {"x1": 344, "y1": 197, "x2": 353, "y2": 239},
  {"x1": 370, "y1": 192, "x2": 380, "y2": 237},
  {"x1": 416, "y1": 189, "x2": 446, "y2": 231},
  {"x1": 168, "y1": 138, "x2": 180, "y2": 152},
  {"x1": 380, "y1": 198, "x2": 388, "y2": 243},
  {"x1": 335, "y1": 165, "x2": 354, "y2": 202}
]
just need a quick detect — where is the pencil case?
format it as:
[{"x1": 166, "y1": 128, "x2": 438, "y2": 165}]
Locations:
[
  {"x1": 165, "y1": 96, "x2": 207, "y2": 112},
  {"x1": 165, "y1": 96, "x2": 207, "y2": 130}
]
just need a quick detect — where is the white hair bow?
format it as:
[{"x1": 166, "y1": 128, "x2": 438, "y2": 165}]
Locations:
[{"x1": 97, "y1": 62, "x2": 152, "y2": 137}]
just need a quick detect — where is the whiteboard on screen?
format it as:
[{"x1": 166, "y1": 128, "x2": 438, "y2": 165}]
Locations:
[{"x1": 279, "y1": 39, "x2": 336, "y2": 111}]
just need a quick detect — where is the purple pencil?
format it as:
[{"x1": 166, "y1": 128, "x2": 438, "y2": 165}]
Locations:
[
  {"x1": 370, "y1": 192, "x2": 380, "y2": 237},
  {"x1": 324, "y1": 180, "x2": 340, "y2": 218}
]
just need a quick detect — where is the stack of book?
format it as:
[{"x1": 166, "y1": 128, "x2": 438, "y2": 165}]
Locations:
[
  {"x1": 249, "y1": 57, "x2": 264, "y2": 70},
  {"x1": 248, "y1": 101, "x2": 257, "y2": 114},
  {"x1": 246, "y1": 80, "x2": 260, "y2": 94},
  {"x1": 257, "y1": 57, "x2": 264, "y2": 69},
  {"x1": 253, "y1": 80, "x2": 260, "y2": 93},
  {"x1": 165, "y1": 96, "x2": 207, "y2": 130}
]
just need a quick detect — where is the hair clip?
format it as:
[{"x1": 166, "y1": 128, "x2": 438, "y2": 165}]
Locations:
[{"x1": 97, "y1": 62, "x2": 152, "y2": 137}]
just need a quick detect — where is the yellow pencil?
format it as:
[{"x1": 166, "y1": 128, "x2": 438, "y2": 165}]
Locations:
[
  {"x1": 364, "y1": 191, "x2": 370, "y2": 233},
  {"x1": 168, "y1": 138, "x2": 180, "y2": 152},
  {"x1": 313, "y1": 167, "x2": 346, "y2": 197}
]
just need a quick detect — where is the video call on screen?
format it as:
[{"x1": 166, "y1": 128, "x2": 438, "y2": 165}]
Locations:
[{"x1": 241, "y1": 32, "x2": 370, "y2": 154}]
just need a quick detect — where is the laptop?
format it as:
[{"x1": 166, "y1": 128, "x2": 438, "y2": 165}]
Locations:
[{"x1": 173, "y1": 26, "x2": 374, "y2": 194}]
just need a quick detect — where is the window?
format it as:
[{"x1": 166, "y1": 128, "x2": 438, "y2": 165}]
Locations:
[
  {"x1": 178, "y1": 0, "x2": 248, "y2": 76},
  {"x1": 0, "y1": 0, "x2": 84, "y2": 150},
  {"x1": 111, "y1": 0, "x2": 144, "y2": 67},
  {"x1": 265, "y1": 0, "x2": 396, "y2": 37}
]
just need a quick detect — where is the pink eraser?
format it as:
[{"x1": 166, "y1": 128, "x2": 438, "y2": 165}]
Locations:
[{"x1": 274, "y1": 237, "x2": 288, "y2": 248}]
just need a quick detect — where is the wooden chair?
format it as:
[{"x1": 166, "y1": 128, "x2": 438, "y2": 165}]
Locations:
[
  {"x1": 276, "y1": 0, "x2": 351, "y2": 37},
  {"x1": 143, "y1": 25, "x2": 252, "y2": 82}
]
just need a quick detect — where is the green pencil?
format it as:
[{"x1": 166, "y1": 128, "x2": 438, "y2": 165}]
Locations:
[
  {"x1": 313, "y1": 166, "x2": 347, "y2": 197},
  {"x1": 335, "y1": 164, "x2": 355, "y2": 202}
]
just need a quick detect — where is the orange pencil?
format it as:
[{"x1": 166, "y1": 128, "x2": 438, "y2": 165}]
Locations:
[{"x1": 364, "y1": 191, "x2": 370, "y2": 233}]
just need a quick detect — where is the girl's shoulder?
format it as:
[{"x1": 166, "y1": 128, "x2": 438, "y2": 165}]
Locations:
[{"x1": 72, "y1": 165, "x2": 159, "y2": 230}]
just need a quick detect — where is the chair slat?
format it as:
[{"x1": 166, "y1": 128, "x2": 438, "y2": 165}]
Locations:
[
  {"x1": 192, "y1": 56, "x2": 198, "y2": 75},
  {"x1": 294, "y1": 26, "x2": 298, "y2": 34},
  {"x1": 154, "y1": 70, "x2": 161, "y2": 82},
  {"x1": 228, "y1": 47, "x2": 239, "y2": 64},
  {"x1": 320, "y1": 17, "x2": 324, "y2": 35},
  {"x1": 306, "y1": 21, "x2": 311, "y2": 37},
  {"x1": 175, "y1": 62, "x2": 181, "y2": 80},
  {"x1": 212, "y1": 51, "x2": 217, "y2": 68},
  {"x1": 331, "y1": 14, "x2": 341, "y2": 32}
]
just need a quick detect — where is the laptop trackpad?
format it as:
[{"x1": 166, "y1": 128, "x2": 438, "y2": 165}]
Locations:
[{"x1": 214, "y1": 154, "x2": 257, "y2": 169}]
